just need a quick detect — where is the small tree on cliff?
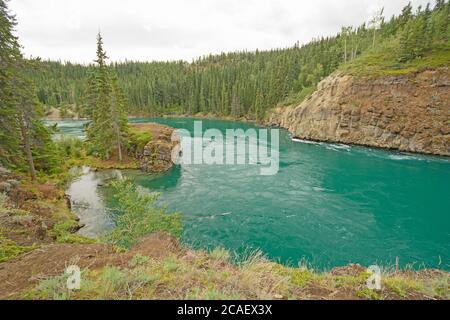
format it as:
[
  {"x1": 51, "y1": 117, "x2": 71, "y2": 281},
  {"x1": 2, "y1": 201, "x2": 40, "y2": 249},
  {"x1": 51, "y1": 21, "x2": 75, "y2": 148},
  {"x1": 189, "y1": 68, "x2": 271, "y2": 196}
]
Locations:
[
  {"x1": 340, "y1": 26, "x2": 352, "y2": 63},
  {"x1": 87, "y1": 33, "x2": 128, "y2": 161},
  {"x1": 369, "y1": 8, "x2": 384, "y2": 49}
]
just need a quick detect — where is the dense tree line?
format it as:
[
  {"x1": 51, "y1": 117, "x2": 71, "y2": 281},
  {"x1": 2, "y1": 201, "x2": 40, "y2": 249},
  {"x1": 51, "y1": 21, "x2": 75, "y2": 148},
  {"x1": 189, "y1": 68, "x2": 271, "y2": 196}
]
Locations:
[
  {"x1": 28, "y1": 1, "x2": 448, "y2": 120},
  {"x1": 399, "y1": 1, "x2": 449, "y2": 61},
  {"x1": 21, "y1": 1, "x2": 450, "y2": 121},
  {"x1": 0, "y1": 0, "x2": 58, "y2": 179}
]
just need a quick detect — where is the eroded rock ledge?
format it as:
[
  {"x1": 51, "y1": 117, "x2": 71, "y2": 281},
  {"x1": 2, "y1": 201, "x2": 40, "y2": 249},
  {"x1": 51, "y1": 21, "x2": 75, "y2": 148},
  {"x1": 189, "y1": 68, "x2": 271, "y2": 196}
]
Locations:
[
  {"x1": 265, "y1": 67, "x2": 450, "y2": 156},
  {"x1": 130, "y1": 123, "x2": 179, "y2": 173}
]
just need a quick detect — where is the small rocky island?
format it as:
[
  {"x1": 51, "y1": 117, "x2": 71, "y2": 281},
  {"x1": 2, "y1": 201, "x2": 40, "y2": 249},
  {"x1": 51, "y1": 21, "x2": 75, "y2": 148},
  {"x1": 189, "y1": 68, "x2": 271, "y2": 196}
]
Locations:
[{"x1": 129, "y1": 123, "x2": 180, "y2": 173}]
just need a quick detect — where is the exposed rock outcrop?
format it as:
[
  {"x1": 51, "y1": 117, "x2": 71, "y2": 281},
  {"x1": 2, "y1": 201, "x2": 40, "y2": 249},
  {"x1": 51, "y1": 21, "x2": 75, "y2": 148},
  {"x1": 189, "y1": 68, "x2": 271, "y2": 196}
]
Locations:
[
  {"x1": 131, "y1": 123, "x2": 180, "y2": 173},
  {"x1": 266, "y1": 68, "x2": 450, "y2": 156}
]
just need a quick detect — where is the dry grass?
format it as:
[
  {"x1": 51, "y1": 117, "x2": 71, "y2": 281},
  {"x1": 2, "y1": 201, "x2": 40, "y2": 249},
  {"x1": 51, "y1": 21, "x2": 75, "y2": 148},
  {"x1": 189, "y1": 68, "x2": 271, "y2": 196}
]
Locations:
[{"x1": 22, "y1": 240, "x2": 449, "y2": 300}]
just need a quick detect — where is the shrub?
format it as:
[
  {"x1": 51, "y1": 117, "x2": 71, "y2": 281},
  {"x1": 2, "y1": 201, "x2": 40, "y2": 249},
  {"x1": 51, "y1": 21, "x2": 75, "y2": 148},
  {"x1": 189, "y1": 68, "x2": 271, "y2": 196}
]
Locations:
[
  {"x1": 129, "y1": 254, "x2": 150, "y2": 268},
  {"x1": 55, "y1": 137, "x2": 85, "y2": 159},
  {"x1": 100, "y1": 267, "x2": 127, "y2": 298},
  {"x1": 210, "y1": 247, "x2": 231, "y2": 262},
  {"x1": 105, "y1": 179, "x2": 182, "y2": 248},
  {"x1": 129, "y1": 130, "x2": 152, "y2": 152},
  {"x1": 51, "y1": 220, "x2": 96, "y2": 244},
  {"x1": 34, "y1": 274, "x2": 71, "y2": 300}
]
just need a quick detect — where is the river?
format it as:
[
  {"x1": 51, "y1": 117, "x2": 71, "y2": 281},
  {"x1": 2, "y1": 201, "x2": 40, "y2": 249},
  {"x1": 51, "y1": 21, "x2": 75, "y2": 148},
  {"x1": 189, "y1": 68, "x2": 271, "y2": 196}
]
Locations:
[{"x1": 49, "y1": 118, "x2": 450, "y2": 270}]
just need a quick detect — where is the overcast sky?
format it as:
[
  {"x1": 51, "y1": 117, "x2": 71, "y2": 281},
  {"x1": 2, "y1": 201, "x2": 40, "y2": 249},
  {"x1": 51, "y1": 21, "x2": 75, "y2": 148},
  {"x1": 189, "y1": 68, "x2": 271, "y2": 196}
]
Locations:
[{"x1": 10, "y1": 0, "x2": 430, "y2": 64}]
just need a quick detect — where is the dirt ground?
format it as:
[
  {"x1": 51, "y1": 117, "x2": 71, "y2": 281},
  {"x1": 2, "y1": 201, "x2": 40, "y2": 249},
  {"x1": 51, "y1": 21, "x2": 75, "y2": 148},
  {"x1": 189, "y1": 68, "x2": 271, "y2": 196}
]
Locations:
[{"x1": 0, "y1": 233, "x2": 180, "y2": 299}]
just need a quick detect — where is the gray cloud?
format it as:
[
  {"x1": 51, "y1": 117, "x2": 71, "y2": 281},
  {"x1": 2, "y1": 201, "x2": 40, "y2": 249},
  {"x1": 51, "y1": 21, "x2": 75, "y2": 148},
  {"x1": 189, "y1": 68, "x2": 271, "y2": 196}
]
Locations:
[{"x1": 10, "y1": 0, "x2": 431, "y2": 63}]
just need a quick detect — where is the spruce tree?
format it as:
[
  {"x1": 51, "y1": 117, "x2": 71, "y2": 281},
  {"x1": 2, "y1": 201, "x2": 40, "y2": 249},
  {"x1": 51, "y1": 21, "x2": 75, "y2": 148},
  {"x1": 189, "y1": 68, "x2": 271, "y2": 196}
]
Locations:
[
  {"x1": 110, "y1": 72, "x2": 129, "y2": 162},
  {"x1": 87, "y1": 33, "x2": 128, "y2": 161},
  {"x1": 0, "y1": 0, "x2": 22, "y2": 167},
  {"x1": 0, "y1": 0, "x2": 56, "y2": 179}
]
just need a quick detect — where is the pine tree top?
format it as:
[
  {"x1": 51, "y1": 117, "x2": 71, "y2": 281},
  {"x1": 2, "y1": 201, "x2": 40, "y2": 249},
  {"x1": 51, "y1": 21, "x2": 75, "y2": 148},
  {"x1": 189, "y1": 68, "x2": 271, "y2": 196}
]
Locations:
[{"x1": 95, "y1": 32, "x2": 109, "y2": 67}]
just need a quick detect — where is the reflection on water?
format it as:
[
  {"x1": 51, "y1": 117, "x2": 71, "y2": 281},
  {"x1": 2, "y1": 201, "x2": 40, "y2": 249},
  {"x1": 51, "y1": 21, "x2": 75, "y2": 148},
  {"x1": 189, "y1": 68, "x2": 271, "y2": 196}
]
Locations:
[
  {"x1": 128, "y1": 166, "x2": 182, "y2": 191},
  {"x1": 66, "y1": 167, "x2": 121, "y2": 237}
]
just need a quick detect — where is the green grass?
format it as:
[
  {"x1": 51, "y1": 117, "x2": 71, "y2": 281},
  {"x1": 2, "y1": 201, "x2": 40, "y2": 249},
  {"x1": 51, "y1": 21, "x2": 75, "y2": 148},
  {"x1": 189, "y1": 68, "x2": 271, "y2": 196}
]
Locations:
[
  {"x1": 356, "y1": 288, "x2": 383, "y2": 300},
  {"x1": 50, "y1": 220, "x2": 96, "y2": 244},
  {"x1": 342, "y1": 40, "x2": 450, "y2": 76},
  {"x1": 129, "y1": 127, "x2": 153, "y2": 151},
  {"x1": 55, "y1": 233, "x2": 96, "y2": 244},
  {"x1": 278, "y1": 86, "x2": 316, "y2": 107},
  {"x1": 0, "y1": 235, "x2": 38, "y2": 263},
  {"x1": 290, "y1": 269, "x2": 314, "y2": 287},
  {"x1": 23, "y1": 244, "x2": 449, "y2": 300}
]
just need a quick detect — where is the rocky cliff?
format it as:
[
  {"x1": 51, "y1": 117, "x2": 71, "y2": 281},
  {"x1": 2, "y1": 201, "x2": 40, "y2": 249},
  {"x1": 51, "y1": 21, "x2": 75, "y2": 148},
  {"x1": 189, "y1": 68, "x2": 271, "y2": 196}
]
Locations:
[{"x1": 266, "y1": 67, "x2": 450, "y2": 156}]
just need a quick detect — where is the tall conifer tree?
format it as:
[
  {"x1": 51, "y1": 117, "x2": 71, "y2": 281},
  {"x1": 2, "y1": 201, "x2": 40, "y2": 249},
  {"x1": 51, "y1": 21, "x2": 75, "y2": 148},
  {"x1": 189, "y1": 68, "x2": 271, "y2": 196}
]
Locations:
[
  {"x1": 87, "y1": 33, "x2": 128, "y2": 161},
  {"x1": 0, "y1": 0, "x2": 56, "y2": 179}
]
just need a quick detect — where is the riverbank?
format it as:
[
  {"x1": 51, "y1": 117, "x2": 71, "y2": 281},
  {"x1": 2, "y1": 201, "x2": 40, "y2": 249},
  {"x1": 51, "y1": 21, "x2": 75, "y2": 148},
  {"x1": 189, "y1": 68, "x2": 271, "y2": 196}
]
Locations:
[
  {"x1": 0, "y1": 165, "x2": 449, "y2": 300},
  {"x1": 1, "y1": 230, "x2": 448, "y2": 300},
  {"x1": 64, "y1": 122, "x2": 178, "y2": 173}
]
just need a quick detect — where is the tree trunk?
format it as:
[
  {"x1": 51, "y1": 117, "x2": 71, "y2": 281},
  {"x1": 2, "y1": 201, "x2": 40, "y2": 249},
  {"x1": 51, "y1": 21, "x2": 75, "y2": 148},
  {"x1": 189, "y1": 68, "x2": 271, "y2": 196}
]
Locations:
[
  {"x1": 20, "y1": 114, "x2": 36, "y2": 181},
  {"x1": 344, "y1": 38, "x2": 347, "y2": 63},
  {"x1": 116, "y1": 127, "x2": 123, "y2": 162},
  {"x1": 373, "y1": 29, "x2": 376, "y2": 48},
  {"x1": 111, "y1": 97, "x2": 123, "y2": 162}
]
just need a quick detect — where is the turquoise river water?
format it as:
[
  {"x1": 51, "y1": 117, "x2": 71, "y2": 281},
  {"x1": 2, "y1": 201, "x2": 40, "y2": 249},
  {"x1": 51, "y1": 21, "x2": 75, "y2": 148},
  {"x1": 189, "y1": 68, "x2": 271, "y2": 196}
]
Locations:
[{"x1": 49, "y1": 118, "x2": 450, "y2": 270}]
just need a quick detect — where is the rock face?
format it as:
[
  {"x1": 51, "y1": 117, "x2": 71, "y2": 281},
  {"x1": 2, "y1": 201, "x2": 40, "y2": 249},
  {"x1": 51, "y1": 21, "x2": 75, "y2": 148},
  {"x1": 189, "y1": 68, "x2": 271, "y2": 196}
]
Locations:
[
  {"x1": 266, "y1": 67, "x2": 450, "y2": 156},
  {"x1": 140, "y1": 139, "x2": 176, "y2": 173},
  {"x1": 133, "y1": 124, "x2": 180, "y2": 173}
]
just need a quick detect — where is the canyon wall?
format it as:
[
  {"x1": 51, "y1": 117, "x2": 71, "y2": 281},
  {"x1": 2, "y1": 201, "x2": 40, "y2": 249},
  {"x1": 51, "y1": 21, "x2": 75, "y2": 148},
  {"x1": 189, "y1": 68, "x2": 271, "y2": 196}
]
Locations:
[{"x1": 265, "y1": 67, "x2": 450, "y2": 156}]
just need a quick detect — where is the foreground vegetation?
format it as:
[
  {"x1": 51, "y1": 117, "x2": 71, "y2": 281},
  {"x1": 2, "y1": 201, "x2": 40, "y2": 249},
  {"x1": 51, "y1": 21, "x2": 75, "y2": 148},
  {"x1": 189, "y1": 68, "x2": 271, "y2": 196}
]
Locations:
[
  {"x1": 0, "y1": 169, "x2": 448, "y2": 300},
  {"x1": 105, "y1": 179, "x2": 182, "y2": 248},
  {"x1": 0, "y1": 168, "x2": 93, "y2": 263},
  {"x1": 19, "y1": 239, "x2": 450, "y2": 300}
]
